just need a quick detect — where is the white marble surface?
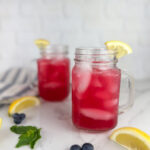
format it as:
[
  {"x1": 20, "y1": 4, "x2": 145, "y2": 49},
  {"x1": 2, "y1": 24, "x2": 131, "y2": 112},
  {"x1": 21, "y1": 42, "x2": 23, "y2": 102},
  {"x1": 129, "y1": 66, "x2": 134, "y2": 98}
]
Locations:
[{"x1": 0, "y1": 79, "x2": 150, "y2": 150}]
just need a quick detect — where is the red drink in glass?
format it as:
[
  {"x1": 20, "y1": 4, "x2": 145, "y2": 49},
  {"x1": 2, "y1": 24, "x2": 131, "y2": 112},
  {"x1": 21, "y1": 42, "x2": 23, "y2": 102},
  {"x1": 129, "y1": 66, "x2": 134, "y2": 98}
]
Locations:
[
  {"x1": 72, "y1": 48, "x2": 122, "y2": 131},
  {"x1": 38, "y1": 57, "x2": 70, "y2": 101},
  {"x1": 72, "y1": 65, "x2": 121, "y2": 130},
  {"x1": 37, "y1": 45, "x2": 70, "y2": 101}
]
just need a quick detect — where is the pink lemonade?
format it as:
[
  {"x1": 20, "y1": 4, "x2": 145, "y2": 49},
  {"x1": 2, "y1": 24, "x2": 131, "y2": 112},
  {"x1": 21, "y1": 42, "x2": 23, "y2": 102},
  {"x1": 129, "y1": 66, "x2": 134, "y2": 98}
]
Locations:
[
  {"x1": 72, "y1": 65, "x2": 121, "y2": 130},
  {"x1": 38, "y1": 56, "x2": 70, "y2": 101}
]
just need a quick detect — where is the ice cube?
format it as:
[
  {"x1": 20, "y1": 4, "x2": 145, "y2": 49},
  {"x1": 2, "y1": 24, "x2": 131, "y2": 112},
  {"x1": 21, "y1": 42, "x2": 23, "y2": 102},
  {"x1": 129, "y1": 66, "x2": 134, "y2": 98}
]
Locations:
[
  {"x1": 77, "y1": 71, "x2": 91, "y2": 92},
  {"x1": 105, "y1": 70, "x2": 121, "y2": 94},
  {"x1": 44, "y1": 82, "x2": 63, "y2": 89},
  {"x1": 81, "y1": 108, "x2": 114, "y2": 120},
  {"x1": 103, "y1": 99, "x2": 118, "y2": 109},
  {"x1": 80, "y1": 63, "x2": 92, "y2": 70},
  {"x1": 73, "y1": 64, "x2": 92, "y2": 93},
  {"x1": 50, "y1": 56, "x2": 64, "y2": 64},
  {"x1": 94, "y1": 90, "x2": 111, "y2": 100},
  {"x1": 107, "y1": 78, "x2": 120, "y2": 94},
  {"x1": 91, "y1": 76, "x2": 103, "y2": 88}
]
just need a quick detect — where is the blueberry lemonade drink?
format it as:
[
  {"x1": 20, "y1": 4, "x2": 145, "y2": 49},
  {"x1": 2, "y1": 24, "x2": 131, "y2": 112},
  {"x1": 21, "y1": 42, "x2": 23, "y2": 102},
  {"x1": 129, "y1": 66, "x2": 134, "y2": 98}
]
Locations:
[
  {"x1": 72, "y1": 42, "x2": 134, "y2": 131},
  {"x1": 35, "y1": 40, "x2": 70, "y2": 101}
]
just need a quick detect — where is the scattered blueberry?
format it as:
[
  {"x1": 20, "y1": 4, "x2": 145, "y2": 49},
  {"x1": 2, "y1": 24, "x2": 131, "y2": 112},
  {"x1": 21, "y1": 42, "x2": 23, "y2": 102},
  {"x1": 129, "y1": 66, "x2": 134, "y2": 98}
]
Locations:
[
  {"x1": 82, "y1": 143, "x2": 94, "y2": 150},
  {"x1": 14, "y1": 118, "x2": 22, "y2": 124},
  {"x1": 70, "y1": 145, "x2": 81, "y2": 150},
  {"x1": 12, "y1": 113, "x2": 19, "y2": 119},
  {"x1": 19, "y1": 113, "x2": 26, "y2": 120},
  {"x1": 12, "y1": 113, "x2": 26, "y2": 124}
]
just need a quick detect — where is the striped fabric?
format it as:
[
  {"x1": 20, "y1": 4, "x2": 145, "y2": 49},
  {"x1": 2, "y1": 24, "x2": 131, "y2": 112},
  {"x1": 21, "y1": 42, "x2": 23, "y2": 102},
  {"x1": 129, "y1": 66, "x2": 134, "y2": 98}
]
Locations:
[{"x1": 0, "y1": 68, "x2": 38, "y2": 106}]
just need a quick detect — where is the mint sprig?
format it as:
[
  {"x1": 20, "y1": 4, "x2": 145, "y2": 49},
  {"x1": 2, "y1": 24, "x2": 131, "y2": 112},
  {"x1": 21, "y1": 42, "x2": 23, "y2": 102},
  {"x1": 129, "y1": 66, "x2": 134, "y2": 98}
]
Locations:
[
  {"x1": 10, "y1": 126, "x2": 37, "y2": 134},
  {"x1": 30, "y1": 129, "x2": 41, "y2": 149},
  {"x1": 10, "y1": 125, "x2": 41, "y2": 149}
]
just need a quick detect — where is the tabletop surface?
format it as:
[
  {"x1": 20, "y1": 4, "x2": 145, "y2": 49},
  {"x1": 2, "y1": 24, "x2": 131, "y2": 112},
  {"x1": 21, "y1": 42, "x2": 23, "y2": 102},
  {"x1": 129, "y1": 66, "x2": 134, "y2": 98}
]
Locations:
[{"x1": 0, "y1": 79, "x2": 150, "y2": 150}]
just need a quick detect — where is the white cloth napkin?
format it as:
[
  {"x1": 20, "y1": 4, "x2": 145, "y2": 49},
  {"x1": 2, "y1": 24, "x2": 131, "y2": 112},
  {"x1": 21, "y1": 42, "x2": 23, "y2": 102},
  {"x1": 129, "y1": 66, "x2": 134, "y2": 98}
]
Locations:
[{"x1": 0, "y1": 68, "x2": 38, "y2": 105}]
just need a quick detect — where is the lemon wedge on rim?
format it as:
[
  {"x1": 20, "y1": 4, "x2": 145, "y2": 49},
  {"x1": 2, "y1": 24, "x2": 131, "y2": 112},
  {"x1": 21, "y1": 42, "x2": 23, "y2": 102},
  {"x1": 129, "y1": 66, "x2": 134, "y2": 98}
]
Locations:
[
  {"x1": 105, "y1": 40, "x2": 132, "y2": 58},
  {"x1": 8, "y1": 96, "x2": 40, "y2": 116},
  {"x1": 110, "y1": 127, "x2": 150, "y2": 150},
  {"x1": 0, "y1": 118, "x2": 2, "y2": 128},
  {"x1": 35, "y1": 39, "x2": 50, "y2": 50}
]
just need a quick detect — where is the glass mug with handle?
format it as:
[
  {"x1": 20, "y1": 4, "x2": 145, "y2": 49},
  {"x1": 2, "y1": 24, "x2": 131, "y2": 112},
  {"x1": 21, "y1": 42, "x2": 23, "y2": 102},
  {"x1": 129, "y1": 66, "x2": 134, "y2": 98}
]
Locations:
[{"x1": 72, "y1": 48, "x2": 134, "y2": 131}]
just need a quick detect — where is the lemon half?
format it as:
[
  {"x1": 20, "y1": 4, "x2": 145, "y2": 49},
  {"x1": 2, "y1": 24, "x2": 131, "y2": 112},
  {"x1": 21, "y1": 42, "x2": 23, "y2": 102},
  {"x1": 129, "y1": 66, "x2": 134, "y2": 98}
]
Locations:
[
  {"x1": 105, "y1": 40, "x2": 132, "y2": 58},
  {"x1": 110, "y1": 127, "x2": 150, "y2": 150},
  {"x1": 8, "y1": 96, "x2": 40, "y2": 116},
  {"x1": 0, "y1": 118, "x2": 2, "y2": 128}
]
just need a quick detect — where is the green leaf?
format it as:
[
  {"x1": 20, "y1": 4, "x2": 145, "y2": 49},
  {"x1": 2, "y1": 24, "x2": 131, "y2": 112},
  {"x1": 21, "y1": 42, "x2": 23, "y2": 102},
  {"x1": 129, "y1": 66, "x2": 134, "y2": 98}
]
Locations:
[
  {"x1": 10, "y1": 125, "x2": 42, "y2": 149},
  {"x1": 16, "y1": 130, "x2": 36, "y2": 148},
  {"x1": 30, "y1": 129, "x2": 41, "y2": 149},
  {"x1": 10, "y1": 126, "x2": 37, "y2": 134}
]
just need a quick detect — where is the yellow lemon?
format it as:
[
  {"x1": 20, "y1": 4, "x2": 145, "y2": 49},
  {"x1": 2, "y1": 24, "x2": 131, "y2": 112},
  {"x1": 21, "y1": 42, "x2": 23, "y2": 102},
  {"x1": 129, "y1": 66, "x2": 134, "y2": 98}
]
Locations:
[
  {"x1": 35, "y1": 39, "x2": 50, "y2": 50},
  {"x1": 0, "y1": 118, "x2": 2, "y2": 128},
  {"x1": 8, "y1": 96, "x2": 40, "y2": 116},
  {"x1": 110, "y1": 127, "x2": 150, "y2": 150},
  {"x1": 105, "y1": 40, "x2": 132, "y2": 58}
]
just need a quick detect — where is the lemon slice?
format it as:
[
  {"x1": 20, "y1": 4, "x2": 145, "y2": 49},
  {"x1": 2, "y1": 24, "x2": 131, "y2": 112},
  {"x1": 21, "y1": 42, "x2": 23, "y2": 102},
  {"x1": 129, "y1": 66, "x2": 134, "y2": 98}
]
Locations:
[
  {"x1": 8, "y1": 96, "x2": 40, "y2": 116},
  {"x1": 105, "y1": 41, "x2": 132, "y2": 58},
  {"x1": 110, "y1": 127, "x2": 150, "y2": 150},
  {"x1": 0, "y1": 118, "x2": 2, "y2": 128},
  {"x1": 35, "y1": 39, "x2": 50, "y2": 50}
]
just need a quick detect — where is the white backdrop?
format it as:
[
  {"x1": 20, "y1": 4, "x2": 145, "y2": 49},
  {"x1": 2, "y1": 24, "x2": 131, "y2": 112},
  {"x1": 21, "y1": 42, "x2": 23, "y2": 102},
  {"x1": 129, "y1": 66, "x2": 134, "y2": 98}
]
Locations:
[{"x1": 0, "y1": 0, "x2": 149, "y2": 80}]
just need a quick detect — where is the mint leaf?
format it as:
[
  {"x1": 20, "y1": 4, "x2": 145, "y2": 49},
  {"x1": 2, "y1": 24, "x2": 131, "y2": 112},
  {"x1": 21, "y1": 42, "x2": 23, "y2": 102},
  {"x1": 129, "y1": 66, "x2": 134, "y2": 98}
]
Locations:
[
  {"x1": 10, "y1": 125, "x2": 42, "y2": 149},
  {"x1": 11, "y1": 126, "x2": 37, "y2": 134},
  {"x1": 16, "y1": 130, "x2": 36, "y2": 148},
  {"x1": 30, "y1": 129, "x2": 41, "y2": 149}
]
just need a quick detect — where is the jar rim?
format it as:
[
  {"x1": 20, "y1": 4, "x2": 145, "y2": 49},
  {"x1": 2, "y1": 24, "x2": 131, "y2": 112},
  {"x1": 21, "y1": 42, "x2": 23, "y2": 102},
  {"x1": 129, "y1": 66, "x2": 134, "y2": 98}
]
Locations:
[
  {"x1": 74, "y1": 47, "x2": 118, "y2": 65},
  {"x1": 41, "y1": 44, "x2": 68, "y2": 55},
  {"x1": 76, "y1": 47, "x2": 117, "y2": 55}
]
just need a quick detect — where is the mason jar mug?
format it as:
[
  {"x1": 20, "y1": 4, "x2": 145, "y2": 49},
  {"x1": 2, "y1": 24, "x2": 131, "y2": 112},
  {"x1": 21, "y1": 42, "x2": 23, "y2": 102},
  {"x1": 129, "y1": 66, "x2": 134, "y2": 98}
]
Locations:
[{"x1": 72, "y1": 48, "x2": 134, "y2": 131}]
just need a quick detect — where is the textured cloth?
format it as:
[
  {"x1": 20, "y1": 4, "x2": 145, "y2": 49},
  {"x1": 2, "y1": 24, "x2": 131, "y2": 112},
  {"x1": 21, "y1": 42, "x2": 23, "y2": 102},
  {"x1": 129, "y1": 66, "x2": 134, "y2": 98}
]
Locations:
[{"x1": 0, "y1": 68, "x2": 37, "y2": 105}]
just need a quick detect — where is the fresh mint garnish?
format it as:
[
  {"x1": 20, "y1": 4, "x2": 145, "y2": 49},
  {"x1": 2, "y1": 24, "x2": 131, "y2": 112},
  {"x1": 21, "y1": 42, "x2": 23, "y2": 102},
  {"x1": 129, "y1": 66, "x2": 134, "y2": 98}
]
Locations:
[
  {"x1": 10, "y1": 125, "x2": 41, "y2": 149},
  {"x1": 11, "y1": 126, "x2": 37, "y2": 134},
  {"x1": 30, "y1": 129, "x2": 41, "y2": 149}
]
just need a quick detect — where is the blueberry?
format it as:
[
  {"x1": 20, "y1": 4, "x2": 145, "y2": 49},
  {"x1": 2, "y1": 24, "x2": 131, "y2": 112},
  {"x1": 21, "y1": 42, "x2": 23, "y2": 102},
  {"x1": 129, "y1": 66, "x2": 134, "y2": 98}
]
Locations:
[
  {"x1": 12, "y1": 113, "x2": 26, "y2": 124},
  {"x1": 12, "y1": 113, "x2": 19, "y2": 119},
  {"x1": 19, "y1": 113, "x2": 26, "y2": 120},
  {"x1": 82, "y1": 143, "x2": 94, "y2": 150},
  {"x1": 14, "y1": 118, "x2": 22, "y2": 124},
  {"x1": 70, "y1": 145, "x2": 81, "y2": 150}
]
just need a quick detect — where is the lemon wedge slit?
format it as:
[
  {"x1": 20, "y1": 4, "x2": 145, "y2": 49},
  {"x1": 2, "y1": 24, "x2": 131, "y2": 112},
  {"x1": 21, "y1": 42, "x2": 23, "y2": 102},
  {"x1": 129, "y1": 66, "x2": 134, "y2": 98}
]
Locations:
[
  {"x1": 8, "y1": 96, "x2": 40, "y2": 116},
  {"x1": 105, "y1": 40, "x2": 132, "y2": 58},
  {"x1": 110, "y1": 127, "x2": 150, "y2": 150}
]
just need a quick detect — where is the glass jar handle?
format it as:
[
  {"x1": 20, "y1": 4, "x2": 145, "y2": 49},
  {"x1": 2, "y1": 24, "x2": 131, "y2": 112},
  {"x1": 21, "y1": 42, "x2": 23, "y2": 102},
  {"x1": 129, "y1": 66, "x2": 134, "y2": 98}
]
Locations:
[{"x1": 119, "y1": 70, "x2": 134, "y2": 114}]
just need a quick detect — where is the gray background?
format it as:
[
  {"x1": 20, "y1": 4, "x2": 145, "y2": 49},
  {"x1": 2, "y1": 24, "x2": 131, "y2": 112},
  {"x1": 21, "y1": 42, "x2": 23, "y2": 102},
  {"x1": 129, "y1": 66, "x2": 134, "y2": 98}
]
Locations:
[{"x1": 0, "y1": 0, "x2": 149, "y2": 80}]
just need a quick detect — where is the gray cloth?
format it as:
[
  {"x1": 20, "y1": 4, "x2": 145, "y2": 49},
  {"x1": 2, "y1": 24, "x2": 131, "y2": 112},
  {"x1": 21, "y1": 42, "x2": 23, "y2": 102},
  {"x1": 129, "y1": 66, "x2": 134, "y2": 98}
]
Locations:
[{"x1": 0, "y1": 68, "x2": 38, "y2": 105}]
